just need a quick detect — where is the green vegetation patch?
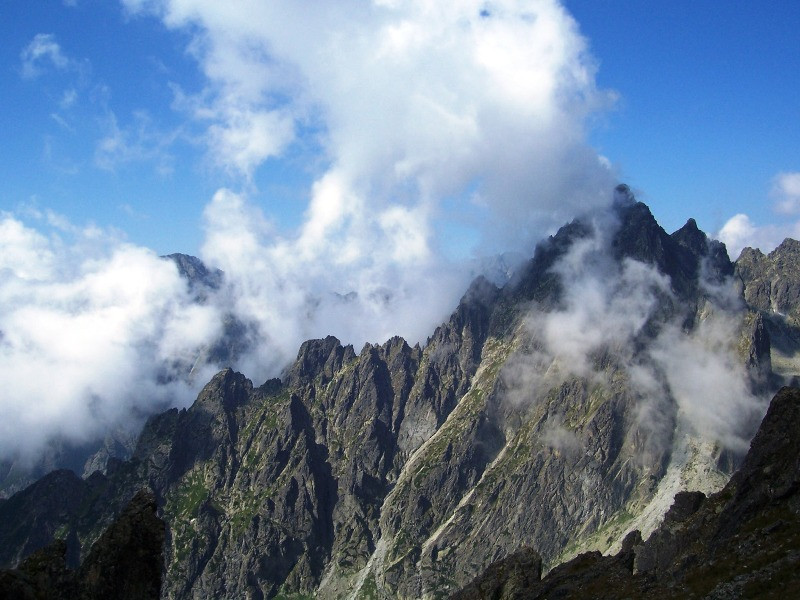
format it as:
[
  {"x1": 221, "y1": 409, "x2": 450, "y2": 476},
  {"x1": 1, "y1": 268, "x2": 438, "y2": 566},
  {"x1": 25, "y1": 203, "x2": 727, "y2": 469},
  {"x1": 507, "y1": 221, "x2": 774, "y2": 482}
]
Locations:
[
  {"x1": 166, "y1": 470, "x2": 209, "y2": 519},
  {"x1": 356, "y1": 572, "x2": 379, "y2": 600},
  {"x1": 273, "y1": 587, "x2": 315, "y2": 600}
]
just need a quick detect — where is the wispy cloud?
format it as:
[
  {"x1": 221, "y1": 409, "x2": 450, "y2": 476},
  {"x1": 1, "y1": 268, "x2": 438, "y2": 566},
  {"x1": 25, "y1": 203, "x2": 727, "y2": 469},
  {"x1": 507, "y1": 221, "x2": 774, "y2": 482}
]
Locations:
[
  {"x1": 94, "y1": 109, "x2": 179, "y2": 174},
  {"x1": 20, "y1": 33, "x2": 70, "y2": 79},
  {"x1": 502, "y1": 214, "x2": 764, "y2": 455}
]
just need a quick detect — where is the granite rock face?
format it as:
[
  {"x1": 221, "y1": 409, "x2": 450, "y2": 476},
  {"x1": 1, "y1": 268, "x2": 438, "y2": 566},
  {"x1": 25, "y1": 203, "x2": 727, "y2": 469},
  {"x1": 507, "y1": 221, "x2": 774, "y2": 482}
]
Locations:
[
  {"x1": 0, "y1": 194, "x2": 798, "y2": 599},
  {"x1": 736, "y1": 239, "x2": 800, "y2": 387}
]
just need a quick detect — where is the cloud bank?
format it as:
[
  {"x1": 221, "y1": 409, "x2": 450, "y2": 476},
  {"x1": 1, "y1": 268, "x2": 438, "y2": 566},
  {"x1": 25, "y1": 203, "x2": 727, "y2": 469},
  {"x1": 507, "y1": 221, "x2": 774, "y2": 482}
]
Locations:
[{"x1": 0, "y1": 213, "x2": 222, "y2": 463}]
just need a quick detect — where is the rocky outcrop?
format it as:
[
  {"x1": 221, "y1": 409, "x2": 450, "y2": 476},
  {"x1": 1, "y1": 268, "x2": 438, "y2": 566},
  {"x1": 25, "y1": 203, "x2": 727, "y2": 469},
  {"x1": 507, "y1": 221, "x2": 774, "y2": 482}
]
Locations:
[
  {"x1": 736, "y1": 239, "x2": 800, "y2": 320},
  {"x1": 78, "y1": 489, "x2": 165, "y2": 600},
  {"x1": 736, "y1": 239, "x2": 800, "y2": 386},
  {"x1": 453, "y1": 547, "x2": 542, "y2": 600},
  {"x1": 0, "y1": 470, "x2": 88, "y2": 569},
  {"x1": 163, "y1": 253, "x2": 223, "y2": 297}
]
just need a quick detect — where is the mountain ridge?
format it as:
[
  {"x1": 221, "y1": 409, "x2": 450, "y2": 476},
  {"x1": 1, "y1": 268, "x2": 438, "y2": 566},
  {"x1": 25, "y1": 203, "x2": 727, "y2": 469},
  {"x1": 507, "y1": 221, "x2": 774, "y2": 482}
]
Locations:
[{"x1": 0, "y1": 191, "x2": 798, "y2": 598}]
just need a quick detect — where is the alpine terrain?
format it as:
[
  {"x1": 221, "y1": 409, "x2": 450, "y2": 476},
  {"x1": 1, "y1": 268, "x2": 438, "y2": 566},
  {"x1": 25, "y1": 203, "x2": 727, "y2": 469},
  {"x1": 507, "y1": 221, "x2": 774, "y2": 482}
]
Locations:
[{"x1": 1, "y1": 186, "x2": 799, "y2": 599}]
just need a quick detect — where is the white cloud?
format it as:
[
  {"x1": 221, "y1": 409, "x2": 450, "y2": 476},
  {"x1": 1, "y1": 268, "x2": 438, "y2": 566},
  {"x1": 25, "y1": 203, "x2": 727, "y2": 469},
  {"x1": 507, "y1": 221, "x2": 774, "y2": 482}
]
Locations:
[
  {"x1": 118, "y1": 0, "x2": 621, "y2": 385},
  {"x1": 206, "y1": 108, "x2": 295, "y2": 177},
  {"x1": 647, "y1": 312, "x2": 763, "y2": 453},
  {"x1": 20, "y1": 34, "x2": 70, "y2": 79},
  {"x1": 539, "y1": 229, "x2": 671, "y2": 377},
  {"x1": 2, "y1": 0, "x2": 624, "y2": 465},
  {"x1": 717, "y1": 171, "x2": 800, "y2": 259},
  {"x1": 718, "y1": 213, "x2": 800, "y2": 260},
  {"x1": 0, "y1": 216, "x2": 57, "y2": 280},
  {"x1": 772, "y1": 171, "x2": 800, "y2": 215},
  {"x1": 198, "y1": 188, "x2": 467, "y2": 382},
  {"x1": 123, "y1": 0, "x2": 617, "y2": 248},
  {"x1": 0, "y1": 214, "x2": 222, "y2": 463}
]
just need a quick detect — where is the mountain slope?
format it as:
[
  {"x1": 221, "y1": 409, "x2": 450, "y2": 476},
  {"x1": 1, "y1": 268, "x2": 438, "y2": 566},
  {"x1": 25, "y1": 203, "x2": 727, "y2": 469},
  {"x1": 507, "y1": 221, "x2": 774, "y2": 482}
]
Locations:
[
  {"x1": 451, "y1": 385, "x2": 800, "y2": 599},
  {"x1": 0, "y1": 192, "x2": 797, "y2": 599}
]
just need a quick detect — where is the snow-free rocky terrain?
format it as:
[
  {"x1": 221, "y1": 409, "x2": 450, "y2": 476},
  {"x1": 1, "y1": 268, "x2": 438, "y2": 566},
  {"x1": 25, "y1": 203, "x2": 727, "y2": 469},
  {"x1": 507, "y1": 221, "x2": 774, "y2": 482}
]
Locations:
[{"x1": 1, "y1": 187, "x2": 799, "y2": 599}]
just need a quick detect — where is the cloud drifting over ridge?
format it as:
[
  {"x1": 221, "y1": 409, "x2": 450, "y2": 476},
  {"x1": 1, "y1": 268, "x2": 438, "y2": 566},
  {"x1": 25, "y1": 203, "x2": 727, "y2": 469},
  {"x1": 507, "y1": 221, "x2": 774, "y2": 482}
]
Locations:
[
  {"x1": 0, "y1": 213, "x2": 223, "y2": 463},
  {"x1": 1, "y1": 0, "x2": 619, "y2": 465},
  {"x1": 172, "y1": 0, "x2": 618, "y2": 382},
  {"x1": 502, "y1": 214, "x2": 764, "y2": 454}
]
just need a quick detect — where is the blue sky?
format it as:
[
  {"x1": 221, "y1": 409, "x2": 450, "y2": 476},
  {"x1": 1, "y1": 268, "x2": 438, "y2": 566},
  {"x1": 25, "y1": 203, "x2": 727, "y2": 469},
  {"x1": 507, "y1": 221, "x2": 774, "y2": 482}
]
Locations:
[
  {"x1": 566, "y1": 0, "x2": 800, "y2": 242},
  {"x1": 2, "y1": 0, "x2": 799, "y2": 259}
]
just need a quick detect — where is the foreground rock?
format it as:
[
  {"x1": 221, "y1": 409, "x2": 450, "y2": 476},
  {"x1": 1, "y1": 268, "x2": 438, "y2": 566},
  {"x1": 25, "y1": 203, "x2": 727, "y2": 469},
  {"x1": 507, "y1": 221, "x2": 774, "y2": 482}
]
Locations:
[{"x1": 0, "y1": 489, "x2": 164, "y2": 600}]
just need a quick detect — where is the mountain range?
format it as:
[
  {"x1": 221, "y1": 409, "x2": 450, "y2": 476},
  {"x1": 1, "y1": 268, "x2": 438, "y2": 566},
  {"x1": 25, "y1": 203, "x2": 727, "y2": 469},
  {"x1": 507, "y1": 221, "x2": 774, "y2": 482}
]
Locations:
[{"x1": 0, "y1": 187, "x2": 798, "y2": 598}]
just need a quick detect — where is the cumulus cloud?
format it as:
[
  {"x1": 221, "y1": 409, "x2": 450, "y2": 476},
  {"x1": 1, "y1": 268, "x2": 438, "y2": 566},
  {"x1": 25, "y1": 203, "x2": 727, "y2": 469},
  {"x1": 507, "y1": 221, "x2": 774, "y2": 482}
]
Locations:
[
  {"x1": 718, "y1": 213, "x2": 800, "y2": 260},
  {"x1": 117, "y1": 0, "x2": 621, "y2": 383},
  {"x1": 123, "y1": 0, "x2": 616, "y2": 247},
  {"x1": 2, "y1": 0, "x2": 621, "y2": 465},
  {"x1": 127, "y1": 0, "x2": 620, "y2": 380}
]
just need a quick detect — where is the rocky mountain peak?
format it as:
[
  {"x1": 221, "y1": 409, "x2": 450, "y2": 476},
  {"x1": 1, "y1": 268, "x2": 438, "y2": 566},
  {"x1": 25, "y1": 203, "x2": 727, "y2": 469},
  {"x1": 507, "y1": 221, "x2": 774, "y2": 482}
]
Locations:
[
  {"x1": 194, "y1": 368, "x2": 252, "y2": 413},
  {"x1": 773, "y1": 237, "x2": 800, "y2": 258},
  {"x1": 286, "y1": 335, "x2": 356, "y2": 388},
  {"x1": 722, "y1": 385, "x2": 800, "y2": 520},
  {"x1": 163, "y1": 253, "x2": 222, "y2": 291},
  {"x1": 671, "y1": 218, "x2": 705, "y2": 254},
  {"x1": 736, "y1": 235, "x2": 800, "y2": 326},
  {"x1": 611, "y1": 200, "x2": 733, "y2": 296}
]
